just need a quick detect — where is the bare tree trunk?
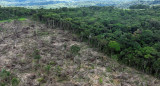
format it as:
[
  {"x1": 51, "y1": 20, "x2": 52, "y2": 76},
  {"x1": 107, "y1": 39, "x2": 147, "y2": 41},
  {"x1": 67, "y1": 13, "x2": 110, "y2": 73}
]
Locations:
[
  {"x1": 13, "y1": 20, "x2": 19, "y2": 48},
  {"x1": 53, "y1": 20, "x2": 55, "y2": 28}
]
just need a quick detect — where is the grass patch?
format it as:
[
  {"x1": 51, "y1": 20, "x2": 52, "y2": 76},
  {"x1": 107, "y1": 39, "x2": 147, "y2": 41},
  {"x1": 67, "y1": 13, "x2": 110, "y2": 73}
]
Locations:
[
  {"x1": 0, "y1": 18, "x2": 27, "y2": 23},
  {"x1": 0, "y1": 19, "x2": 12, "y2": 23},
  {"x1": 99, "y1": 77, "x2": 103, "y2": 84},
  {"x1": 106, "y1": 67, "x2": 112, "y2": 72},
  {"x1": 18, "y1": 18, "x2": 27, "y2": 21},
  {"x1": 37, "y1": 31, "x2": 50, "y2": 36},
  {"x1": 0, "y1": 27, "x2": 3, "y2": 30}
]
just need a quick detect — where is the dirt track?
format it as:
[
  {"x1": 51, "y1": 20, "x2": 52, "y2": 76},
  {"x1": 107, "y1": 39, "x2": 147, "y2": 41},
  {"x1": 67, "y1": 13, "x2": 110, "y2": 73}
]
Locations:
[{"x1": 0, "y1": 19, "x2": 159, "y2": 86}]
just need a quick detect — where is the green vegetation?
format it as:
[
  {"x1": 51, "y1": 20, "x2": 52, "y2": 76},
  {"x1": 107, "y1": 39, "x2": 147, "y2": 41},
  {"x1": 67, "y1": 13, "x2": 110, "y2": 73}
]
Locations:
[
  {"x1": 18, "y1": 18, "x2": 27, "y2": 21},
  {"x1": 0, "y1": 18, "x2": 27, "y2": 23},
  {"x1": 99, "y1": 77, "x2": 103, "y2": 84},
  {"x1": 70, "y1": 44, "x2": 81, "y2": 55},
  {"x1": 55, "y1": 66, "x2": 62, "y2": 75},
  {"x1": 12, "y1": 78, "x2": 20, "y2": 86},
  {"x1": 0, "y1": 5, "x2": 160, "y2": 78},
  {"x1": 108, "y1": 41, "x2": 120, "y2": 55},
  {"x1": 32, "y1": 6, "x2": 160, "y2": 78},
  {"x1": 0, "y1": 27, "x2": 3, "y2": 31},
  {"x1": 0, "y1": 19, "x2": 12, "y2": 23},
  {"x1": 37, "y1": 31, "x2": 49, "y2": 36},
  {"x1": 0, "y1": 7, "x2": 35, "y2": 20},
  {"x1": 0, "y1": 69, "x2": 19, "y2": 86},
  {"x1": 129, "y1": 4, "x2": 150, "y2": 9},
  {"x1": 0, "y1": 69, "x2": 11, "y2": 80},
  {"x1": 37, "y1": 77, "x2": 45, "y2": 85},
  {"x1": 33, "y1": 49, "x2": 42, "y2": 63},
  {"x1": 44, "y1": 64, "x2": 51, "y2": 75}
]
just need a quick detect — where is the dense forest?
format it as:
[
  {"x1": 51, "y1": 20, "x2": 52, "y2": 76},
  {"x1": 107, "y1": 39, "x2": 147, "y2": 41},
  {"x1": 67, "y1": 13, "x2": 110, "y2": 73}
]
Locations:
[
  {"x1": 0, "y1": 7, "x2": 36, "y2": 20},
  {"x1": 0, "y1": 5, "x2": 160, "y2": 78}
]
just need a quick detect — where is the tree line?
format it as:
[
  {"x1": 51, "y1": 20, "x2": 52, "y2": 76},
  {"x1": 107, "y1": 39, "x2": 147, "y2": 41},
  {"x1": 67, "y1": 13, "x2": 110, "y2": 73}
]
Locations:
[{"x1": 0, "y1": 6, "x2": 36, "y2": 20}]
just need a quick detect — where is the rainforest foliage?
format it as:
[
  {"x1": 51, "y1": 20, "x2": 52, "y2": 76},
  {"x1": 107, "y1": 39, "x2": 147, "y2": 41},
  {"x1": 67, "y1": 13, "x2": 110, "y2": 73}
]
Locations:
[
  {"x1": 0, "y1": 7, "x2": 36, "y2": 20},
  {"x1": 0, "y1": 6, "x2": 160, "y2": 77}
]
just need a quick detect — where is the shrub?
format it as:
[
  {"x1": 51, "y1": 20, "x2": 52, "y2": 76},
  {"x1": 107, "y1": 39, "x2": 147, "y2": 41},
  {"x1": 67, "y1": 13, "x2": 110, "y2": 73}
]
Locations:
[
  {"x1": 0, "y1": 69, "x2": 11, "y2": 80},
  {"x1": 12, "y1": 78, "x2": 20, "y2": 86},
  {"x1": 44, "y1": 65, "x2": 51, "y2": 75},
  {"x1": 70, "y1": 44, "x2": 80, "y2": 55},
  {"x1": 33, "y1": 49, "x2": 42, "y2": 63},
  {"x1": 99, "y1": 77, "x2": 103, "y2": 84}
]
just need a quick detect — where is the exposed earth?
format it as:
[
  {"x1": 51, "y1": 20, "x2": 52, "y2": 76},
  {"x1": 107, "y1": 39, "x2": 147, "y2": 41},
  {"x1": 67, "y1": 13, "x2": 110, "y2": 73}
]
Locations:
[{"x1": 0, "y1": 19, "x2": 159, "y2": 86}]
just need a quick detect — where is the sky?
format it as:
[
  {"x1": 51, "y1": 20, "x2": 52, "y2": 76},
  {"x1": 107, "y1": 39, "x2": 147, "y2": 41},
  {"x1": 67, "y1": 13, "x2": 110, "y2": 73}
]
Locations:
[{"x1": 0, "y1": 0, "x2": 155, "y2": 8}]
